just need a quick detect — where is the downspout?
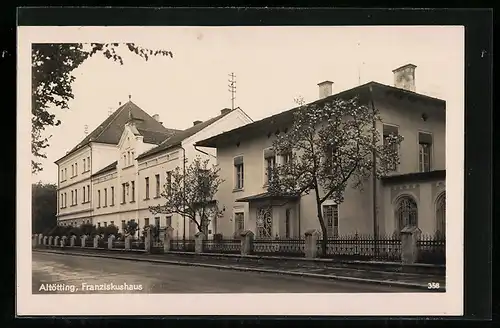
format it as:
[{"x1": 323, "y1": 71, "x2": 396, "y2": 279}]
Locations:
[
  {"x1": 368, "y1": 85, "x2": 379, "y2": 252},
  {"x1": 180, "y1": 146, "x2": 187, "y2": 245},
  {"x1": 194, "y1": 143, "x2": 217, "y2": 235}
]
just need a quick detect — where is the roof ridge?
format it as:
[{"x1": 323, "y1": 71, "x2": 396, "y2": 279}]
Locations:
[{"x1": 91, "y1": 102, "x2": 129, "y2": 142}]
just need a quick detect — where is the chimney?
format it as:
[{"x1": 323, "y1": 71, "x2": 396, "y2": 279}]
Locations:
[
  {"x1": 193, "y1": 120, "x2": 203, "y2": 126},
  {"x1": 221, "y1": 108, "x2": 231, "y2": 115},
  {"x1": 392, "y1": 64, "x2": 417, "y2": 92},
  {"x1": 119, "y1": 101, "x2": 122, "y2": 106},
  {"x1": 153, "y1": 114, "x2": 160, "y2": 122},
  {"x1": 318, "y1": 81, "x2": 333, "y2": 99}
]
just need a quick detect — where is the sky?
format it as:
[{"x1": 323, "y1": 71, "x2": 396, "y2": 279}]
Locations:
[{"x1": 30, "y1": 26, "x2": 463, "y2": 184}]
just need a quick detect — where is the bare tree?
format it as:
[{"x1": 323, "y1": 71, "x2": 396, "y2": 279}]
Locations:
[
  {"x1": 268, "y1": 96, "x2": 403, "y2": 255},
  {"x1": 149, "y1": 156, "x2": 225, "y2": 236}
]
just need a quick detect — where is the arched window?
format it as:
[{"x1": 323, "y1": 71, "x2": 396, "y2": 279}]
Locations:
[
  {"x1": 395, "y1": 196, "x2": 418, "y2": 232},
  {"x1": 435, "y1": 192, "x2": 446, "y2": 238}
]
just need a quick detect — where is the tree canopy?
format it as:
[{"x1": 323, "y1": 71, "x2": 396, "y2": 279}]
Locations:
[
  {"x1": 32, "y1": 182, "x2": 57, "y2": 234},
  {"x1": 268, "y1": 96, "x2": 403, "y2": 254},
  {"x1": 32, "y1": 43, "x2": 173, "y2": 173},
  {"x1": 149, "y1": 156, "x2": 225, "y2": 236}
]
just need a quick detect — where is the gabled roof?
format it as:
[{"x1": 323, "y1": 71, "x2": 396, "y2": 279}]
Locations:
[
  {"x1": 91, "y1": 161, "x2": 118, "y2": 177},
  {"x1": 55, "y1": 101, "x2": 180, "y2": 164},
  {"x1": 195, "y1": 81, "x2": 446, "y2": 149},
  {"x1": 136, "y1": 108, "x2": 236, "y2": 160}
]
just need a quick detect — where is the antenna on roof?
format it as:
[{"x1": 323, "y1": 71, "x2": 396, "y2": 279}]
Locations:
[
  {"x1": 84, "y1": 125, "x2": 89, "y2": 136},
  {"x1": 129, "y1": 94, "x2": 132, "y2": 101},
  {"x1": 356, "y1": 42, "x2": 365, "y2": 85},
  {"x1": 228, "y1": 72, "x2": 236, "y2": 110}
]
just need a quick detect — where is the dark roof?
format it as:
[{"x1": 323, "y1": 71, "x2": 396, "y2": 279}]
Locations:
[
  {"x1": 195, "y1": 81, "x2": 446, "y2": 148},
  {"x1": 381, "y1": 170, "x2": 445, "y2": 185},
  {"x1": 236, "y1": 192, "x2": 300, "y2": 203},
  {"x1": 136, "y1": 108, "x2": 236, "y2": 160},
  {"x1": 55, "y1": 101, "x2": 180, "y2": 164},
  {"x1": 91, "y1": 161, "x2": 118, "y2": 177}
]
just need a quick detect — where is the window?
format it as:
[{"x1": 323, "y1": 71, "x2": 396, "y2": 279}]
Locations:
[
  {"x1": 234, "y1": 156, "x2": 244, "y2": 190},
  {"x1": 145, "y1": 177, "x2": 150, "y2": 199},
  {"x1": 104, "y1": 188, "x2": 107, "y2": 207},
  {"x1": 97, "y1": 190, "x2": 101, "y2": 208},
  {"x1": 395, "y1": 196, "x2": 418, "y2": 232},
  {"x1": 61, "y1": 169, "x2": 64, "y2": 181},
  {"x1": 166, "y1": 215, "x2": 172, "y2": 227},
  {"x1": 75, "y1": 189, "x2": 78, "y2": 204},
  {"x1": 110, "y1": 220, "x2": 114, "y2": 226},
  {"x1": 264, "y1": 149, "x2": 276, "y2": 185},
  {"x1": 104, "y1": 221, "x2": 107, "y2": 227},
  {"x1": 71, "y1": 190, "x2": 74, "y2": 205},
  {"x1": 383, "y1": 124, "x2": 400, "y2": 171},
  {"x1": 60, "y1": 193, "x2": 63, "y2": 208},
  {"x1": 155, "y1": 217, "x2": 160, "y2": 228},
  {"x1": 87, "y1": 185, "x2": 90, "y2": 201},
  {"x1": 122, "y1": 183, "x2": 126, "y2": 203},
  {"x1": 155, "y1": 174, "x2": 160, "y2": 197},
  {"x1": 323, "y1": 205, "x2": 339, "y2": 238},
  {"x1": 123, "y1": 154, "x2": 126, "y2": 166},
  {"x1": 234, "y1": 212, "x2": 245, "y2": 235},
  {"x1": 131, "y1": 151, "x2": 135, "y2": 162},
  {"x1": 87, "y1": 157, "x2": 91, "y2": 171},
  {"x1": 64, "y1": 193, "x2": 67, "y2": 207},
  {"x1": 64, "y1": 168, "x2": 67, "y2": 179},
  {"x1": 97, "y1": 222, "x2": 101, "y2": 228},
  {"x1": 82, "y1": 186, "x2": 86, "y2": 203},
  {"x1": 144, "y1": 218, "x2": 149, "y2": 227},
  {"x1": 83, "y1": 158, "x2": 86, "y2": 172},
  {"x1": 419, "y1": 132, "x2": 432, "y2": 172},
  {"x1": 166, "y1": 171, "x2": 172, "y2": 194},
  {"x1": 75, "y1": 163, "x2": 78, "y2": 175},
  {"x1": 131, "y1": 181, "x2": 135, "y2": 202},
  {"x1": 71, "y1": 164, "x2": 74, "y2": 177},
  {"x1": 281, "y1": 151, "x2": 292, "y2": 166},
  {"x1": 111, "y1": 187, "x2": 115, "y2": 206},
  {"x1": 121, "y1": 220, "x2": 126, "y2": 230},
  {"x1": 285, "y1": 209, "x2": 291, "y2": 238},
  {"x1": 128, "y1": 151, "x2": 131, "y2": 165}
]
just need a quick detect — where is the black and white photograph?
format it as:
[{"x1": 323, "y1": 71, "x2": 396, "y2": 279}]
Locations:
[{"x1": 18, "y1": 20, "x2": 465, "y2": 316}]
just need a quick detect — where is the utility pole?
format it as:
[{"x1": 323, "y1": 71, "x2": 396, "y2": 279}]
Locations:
[{"x1": 228, "y1": 72, "x2": 236, "y2": 110}]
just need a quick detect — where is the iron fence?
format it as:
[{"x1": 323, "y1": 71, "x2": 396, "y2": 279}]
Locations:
[
  {"x1": 170, "y1": 239, "x2": 195, "y2": 252},
  {"x1": 131, "y1": 240, "x2": 145, "y2": 250},
  {"x1": 417, "y1": 234, "x2": 446, "y2": 265},
  {"x1": 97, "y1": 239, "x2": 107, "y2": 248},
  {"x1": 72, "y1": 237, "x2": 82, "y2": 247},
  {"x1": 84, "y1": 239, "x2": 94, "y2": 248},
  {"x1": 318, "y1": 233, "x2": 401, "y2": 262},
  {"x1": 202, "y1": 239, "x2": 241, "y2": 254},
  {"x1": 113, "y1": 241, "x2": 126, "y2": 249},
  {"x1": 253, "y1": 238, "x2": 306, "y2": 257}
]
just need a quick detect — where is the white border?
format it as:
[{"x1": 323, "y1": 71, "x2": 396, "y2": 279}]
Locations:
[{"x1": 17, "y1": 26, "x2": 464, "y2": 316}]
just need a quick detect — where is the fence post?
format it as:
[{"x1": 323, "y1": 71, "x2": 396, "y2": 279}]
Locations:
[
  {"x1": 194, "y1": 232, "x2": 206, "y2": 253},
  {"x1": 400, "y1": 226, "x2": 421, "y2": 264},
  {"x1": 32, "y1": 235, "x2": 36, "y2": 248},
  {"x1": 48, "y1": 236, "x2": 53, "y2": 247},
  {"x1": 70, "y1": 235, "x2": 76, "y2": 247},
  {"x1": 304, "y1": 229, "x2": 320, "y2": 258},
  {"x1": 38, "y1": 234, "x2": 43, "y2": 246},
  {"x1": 240, "y1": 230, "x2": 254, "y2": 256},
  {"x1": 54, "y1": 236, "x2": 60, "y2": 247},
  {"x1": 81, "y1": 235, "x2": 87, "y2": 248},
  {"x1": 125, "y1": 236, "x2": 132, "y2": 250},
  {"x1": 61, "y1": 236, "x2": 67, "y2": 248},
  {"x1": 93, "y1": 235, "x2": 100, "y2": 248},
  {"x1": 43, "y1": 236, "x2": 48, "y2": 245},
  {"x1": 108, "y1": 235, "x2": 116, "y2": 250},
  {"x1": 163, "y1": 227, "x2": 174, "y2": 252},
  {"x1": 144, "y1": 229, "x2": 152, "y2": 253}
]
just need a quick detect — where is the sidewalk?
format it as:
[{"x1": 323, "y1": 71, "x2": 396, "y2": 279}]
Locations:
[{"x1": 33, "y1": 248, "x2": 446, "y2": 292}]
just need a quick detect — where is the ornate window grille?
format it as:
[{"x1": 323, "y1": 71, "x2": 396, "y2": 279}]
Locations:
[
  {"x1": 256, "y1": 207, "x2": 273, "y2": 239},
  {"x1": 396, "y1": 196, "x2": 418, "y2": 231}
]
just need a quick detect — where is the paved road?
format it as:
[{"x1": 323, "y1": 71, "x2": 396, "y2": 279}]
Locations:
[{"x1": 32, "y1": 252, "x2": 418, "y2": 294}]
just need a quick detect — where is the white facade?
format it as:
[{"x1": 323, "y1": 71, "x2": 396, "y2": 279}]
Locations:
[{"x1": 57, "y1": 107, "x2": 253, "y2": 239}]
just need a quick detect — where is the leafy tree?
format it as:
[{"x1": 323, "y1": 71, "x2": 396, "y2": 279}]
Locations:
[
  {"x1": 268, "y1": 96, "x2": 403, "y2": 255},
  {"x1": 32, "y1": 43, "x2": 174, "y2": 173},
  {"x1": 32, "y1": 182, "x2": 57, "y2": 233},
  {"x1": 123, "y1": 220, "x2": 139, "y2": 238},
  {"x1": 79, "y1": 223, "x2": 97, "y2": 237},
  {"x1": 149, "y1": 156, "x2": 225, "y2": 236}
]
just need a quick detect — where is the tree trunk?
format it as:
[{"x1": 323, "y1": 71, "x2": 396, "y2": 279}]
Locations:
[{"x1": 313, "y1": 183, "x2": 328, "y2": 257}]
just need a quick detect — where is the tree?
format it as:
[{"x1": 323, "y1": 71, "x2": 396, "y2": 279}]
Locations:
[
  {"x1": 79, "y1": 223, "x2": 97, "y2": 237},
  {"x1": 149, "y1": 156, "x2": 225, "y2": 236},
  {"x1": 123, "y1": 220, "x2": 139, "y2": 238},
  {"x1": 268, "y1": 96, "x2": 403, "y2": 255},
  {"x1": 32, "y1": 182, "x2": 57, "y2": 233},
  {"x1": 32, "y1": 43, "x2": 174, "y2": 173}
]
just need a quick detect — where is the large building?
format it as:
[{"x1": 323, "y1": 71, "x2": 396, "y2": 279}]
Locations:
[
  {"x1": 55, "y1": 100, "x2": 253, "y2": 239},
  {"x1": 195, "y1": 64, "x2": 446, "y2": 239}
]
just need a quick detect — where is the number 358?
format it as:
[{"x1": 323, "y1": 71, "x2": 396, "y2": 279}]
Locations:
[{"x1": 428, "y1": 282, "x2": 440, "y2": 289}]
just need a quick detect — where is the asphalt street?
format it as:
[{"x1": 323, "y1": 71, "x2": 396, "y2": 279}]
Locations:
[{"x1": 32, "y1": 251, "x2": 416, "y2": 293}]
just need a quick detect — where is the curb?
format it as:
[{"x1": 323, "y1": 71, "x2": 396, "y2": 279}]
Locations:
[{"x1": 33, "y1": 249, "x2": 444, "y2": 291}]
